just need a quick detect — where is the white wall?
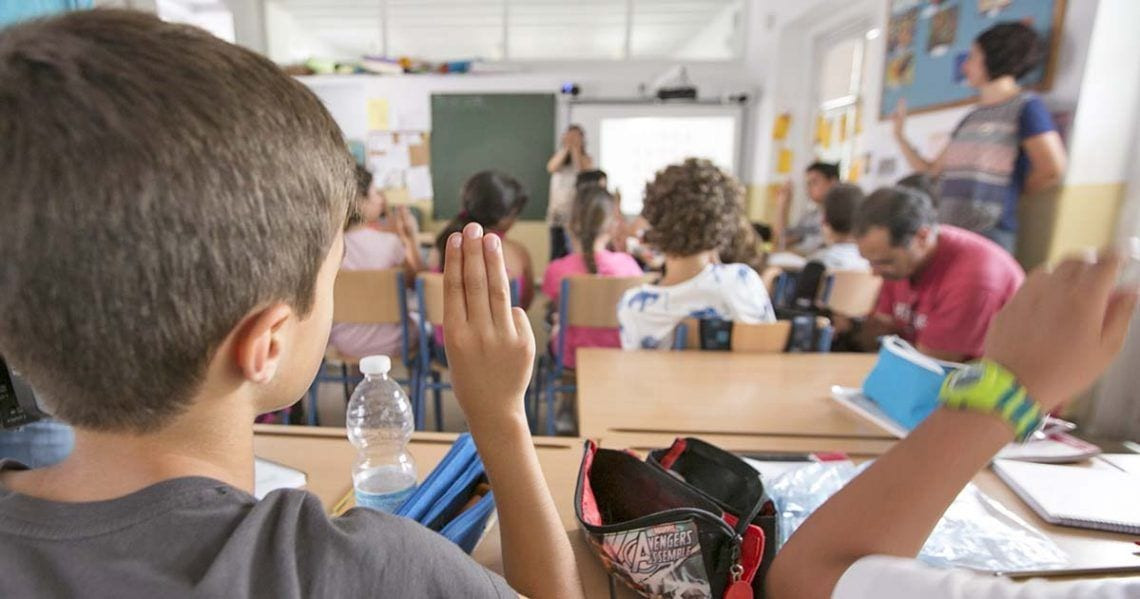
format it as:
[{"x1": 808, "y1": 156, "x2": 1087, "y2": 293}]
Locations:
[{"x1": 1064, "y1": 0, "x2": 1140, "y2": 187}]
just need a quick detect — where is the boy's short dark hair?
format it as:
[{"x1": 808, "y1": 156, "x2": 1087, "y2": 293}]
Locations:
[
  {"x1": 976, "y1": 22, "x2": 1043, "y2": 80},
  {"x1": 853, "y1": 186, "x2": 937, "y2": 247},
  {"x1": 822, "y1": 183, "x2": 865, "y2": 235},
  {"x1": 806, "y1": 161, "x2": 841, "y2": 180},
  {"x1": 642, "y1": 158, "x2": 743, "y2": 257},
  {"x1": 0, "y1": 10, "x2": 355, "y2": 433}
]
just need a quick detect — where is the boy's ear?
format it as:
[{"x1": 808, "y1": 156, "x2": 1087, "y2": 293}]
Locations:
[{"x1": 233, "y1": 303, "x2": 295, "y2": 384}]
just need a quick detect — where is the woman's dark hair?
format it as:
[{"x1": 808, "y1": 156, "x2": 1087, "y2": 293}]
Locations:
[
  {"x1": 575, "y1": 169, "x2": 607, "y2": 188},
  {"x1": 346, "y1": 164, "x2": 373, "y2": 227},
  {"x1": 806, "y1": 161, "x2": 841, "y2": 180},
  {"x1": 975, "y1": 22, "x2": 1043, "y2": 80},
  {"x1": 569, "y1": 186, "x2": 616, "y2": 274},
  {"x1": 435, "y1": 170, "x2": 529, "y2": 257},
  {"x1": 562, "y1": 124, "x2": 587, "y2": 167},
  {"x1": 354, "y1": 163, "x2": 373, "y2": 198}
]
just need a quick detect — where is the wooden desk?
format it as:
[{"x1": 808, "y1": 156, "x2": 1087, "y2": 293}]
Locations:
[
  {"x1": 252, "y1": 424, "x2": 611, "y2": 592},
  {"x1": 253, "y1": 425, "x2": 1140, "y2": 598},
  {"x1": 576, "y1": 349, "x2": 891, "y2": 441}
]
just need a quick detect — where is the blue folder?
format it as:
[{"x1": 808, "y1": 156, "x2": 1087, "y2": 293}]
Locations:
[{"x1": 394, "y1": 433, "x2": 495, "y2": 554}]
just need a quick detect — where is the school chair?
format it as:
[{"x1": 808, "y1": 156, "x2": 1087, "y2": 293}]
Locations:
[
  {"x1": 414, "y1": 273, "x2": 520, "y2": 432},
  {"x1": 819, "y1": 270, "x2": 883, "y2": 318},
  {"x1": 761, "y1": 266, "x2": 783, "y2": 296},
  {"x1": 305, "y1": 269, "x2": 417, "y2": 427},
  {"x1": 672, "y1": 317, "x2": 793, "y2": 353},
  {"x1": 535, "y1": 274, "x2": 651, "y2": 436}
]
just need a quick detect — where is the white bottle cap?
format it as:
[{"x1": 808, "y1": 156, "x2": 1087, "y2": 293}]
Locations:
[{"x1": 359, "y1": 355, "x2": 391, "y2": 376}]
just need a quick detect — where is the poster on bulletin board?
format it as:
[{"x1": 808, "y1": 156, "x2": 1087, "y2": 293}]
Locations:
[{"x1": 879, "y1": 0, "x2": 1066, "y2": 119}]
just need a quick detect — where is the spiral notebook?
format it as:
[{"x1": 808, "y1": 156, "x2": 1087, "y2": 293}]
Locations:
[{"x1": 993, "y1": 458, "x2": 1140, "y2": 534}]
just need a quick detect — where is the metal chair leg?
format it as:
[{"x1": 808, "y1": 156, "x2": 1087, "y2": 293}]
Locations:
[
  {"x1": 411, "y1": 368, "x2": 425, "y2": 431},
  {"x1": 431, "y1": 370, "x2": 443, "y2": 432},
  {"x1": 545, "y1": 377, "x2": 557, "y2": 436},
  {"x1": 340, "y1": 363, "x2": 352, "y2": 402}
]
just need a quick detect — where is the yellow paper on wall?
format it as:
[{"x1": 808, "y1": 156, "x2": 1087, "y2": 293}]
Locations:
[
  {"x1": 367, "y1": 98, "x2": 390, "y2": 131},
  {"x1": 848, "y1": 157, "x2": 862, "y2": 183},
  {"x1": 772, "y1": 113, "x2": 791, "y2": 141},
  {"x1": 838, "y1": 114, "x2": 848, "y2": 143},
  {"x1": 777, "y1": 148, "x2": 794, "y2": 174},
  {"x1": 817, "y1": 117, "x2": 833, "y2": 149},
  {"x1": 854, "y1": 106, "x2": 864, "y2": 135}
]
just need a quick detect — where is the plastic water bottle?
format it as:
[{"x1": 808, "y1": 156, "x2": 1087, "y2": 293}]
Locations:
[{"x1": 346, "y1": 355, "x2": 417, "y2": 513}]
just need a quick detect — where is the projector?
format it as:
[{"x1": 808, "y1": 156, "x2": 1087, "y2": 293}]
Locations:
[{"x1": 656, "y1": 86, "x2": 697, "y2": 101}]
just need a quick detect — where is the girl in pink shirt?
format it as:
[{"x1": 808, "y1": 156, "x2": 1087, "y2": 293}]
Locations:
[
  {"x1": 328, "y1": 165, "x2": 421, "y2": 360},
  {"x1": 542, "y1": 186, "x2": 643, "y2": 369}
]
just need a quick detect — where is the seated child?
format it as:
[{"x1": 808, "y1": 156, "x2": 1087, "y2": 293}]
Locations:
[
  {"x1": 327, "y1": 165, "x2": 421, "y2": 359},
  {"x1": 542, "y1": 186, "x2": 643, "y2": 368},
  {"x1": 767, "y1": 249, "x2": 1138, "y2": 598},
  {"x1": 808, "y1": 183, "x2": 871, "y2": 272},
  {"x1": 432, "y1": 170, "x2": 535, "y2": 310},
  {"x1": 618, "y1": 159, "x2": 776, "y2": 349},
  {"x1": 0, "y1": 11, "x2": 581, "y2": 598}
]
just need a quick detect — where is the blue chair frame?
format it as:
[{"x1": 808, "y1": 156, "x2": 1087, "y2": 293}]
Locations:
[
  {"x1": 534, "y1": 278, "x2": 576, "y2": 436},
  {"x1": 414, "y1": 275, "x2": 519, "y2": 432},
  {"x1": 305, "y1": 270, "x2": 419, "y2": 426}
]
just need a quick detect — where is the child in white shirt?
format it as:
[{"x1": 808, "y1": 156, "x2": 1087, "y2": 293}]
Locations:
[
  {"x1": 618, "y1": 159, "x2": 775, "y2": 349},
  {"x1": 807, "y1": 182, "x2": 871, "y2": 272},
  {"x1": 765, "y1": 249, "x2": 1140, "y2": 598}
]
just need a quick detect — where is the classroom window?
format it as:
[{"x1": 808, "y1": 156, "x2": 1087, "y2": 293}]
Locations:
[
  {"x1": 813, "y1": 31, "x2": 867, "y2": 181},
  {"x1": 263, "y1": 0, "x2": 746, "y2": 63}
]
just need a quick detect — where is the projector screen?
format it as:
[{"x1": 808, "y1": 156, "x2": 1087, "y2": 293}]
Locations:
[{"x1": 568, "y1": 103, "x2": 743, "y2": 215}]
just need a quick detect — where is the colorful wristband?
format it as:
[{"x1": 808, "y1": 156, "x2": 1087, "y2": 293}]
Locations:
[{"x1": 939, "y1": 359, "x2": 1044, "y2": 442}]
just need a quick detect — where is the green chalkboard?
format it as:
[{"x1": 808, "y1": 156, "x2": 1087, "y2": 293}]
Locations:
[{"x1": 430, "y1": 93, "x2": 555, "y2": 222}]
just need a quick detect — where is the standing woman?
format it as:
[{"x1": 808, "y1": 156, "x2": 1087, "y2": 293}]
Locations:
[
  {"x1": 545, "y1": 125, "x2": 594, "y2": 261},
  {"x1": 892, "y1": 22, "x2": 1067, "y2": 253}
]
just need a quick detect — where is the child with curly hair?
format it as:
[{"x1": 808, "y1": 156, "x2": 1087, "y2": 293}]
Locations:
[{"x1": 618, "y1": 159, "x2": 775, "y2": 349}]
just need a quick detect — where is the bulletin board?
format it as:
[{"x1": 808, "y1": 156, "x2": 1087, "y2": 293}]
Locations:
[
  {"x1": 364, "y1": 131, "x2": 433, "y2": 205},
  {"x1": 879, "y1": 0, "x2": 1067, "y2": 119}
]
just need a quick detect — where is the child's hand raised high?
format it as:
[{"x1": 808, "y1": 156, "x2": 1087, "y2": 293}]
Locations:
[{"x1": 442, "y1": 223, "x2": 536, "y2": 428}]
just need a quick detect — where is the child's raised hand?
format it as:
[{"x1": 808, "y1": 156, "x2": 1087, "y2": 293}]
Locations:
[
  {"x1": 442, "y1": 223, "x2": 536, "y2": 428},
  {"x1": 984, "y1": 248, "x2": 1138, "y2": 413}
]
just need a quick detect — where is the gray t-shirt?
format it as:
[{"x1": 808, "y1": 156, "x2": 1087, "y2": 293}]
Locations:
[{"x1": 0, "y1": 460, "x2": 514, "y2": 598}]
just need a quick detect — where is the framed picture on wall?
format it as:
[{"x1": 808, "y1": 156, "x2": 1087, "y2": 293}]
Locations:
[{"x1": 879, "y1": 0, "x2": 1067, "y2": 119}]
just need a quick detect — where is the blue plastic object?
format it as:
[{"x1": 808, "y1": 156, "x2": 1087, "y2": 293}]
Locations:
[
  {"x1": 862, "y1": 336, "x2": 960, "y2": 430},
  {"x1": 392, "y1": 434, "x2": 495, "y2": 554}
]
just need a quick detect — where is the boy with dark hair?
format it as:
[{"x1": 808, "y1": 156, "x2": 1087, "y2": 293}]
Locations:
[
  {"x1": 0, "y1": 10, "x2": 581, "y2": 598},
  {"x1": 852, "y1": 186, "x2": 1024, "y2": 362},
  {"x1": 773, "y1": 161, "x2": 841, "y2": 254},
  {"x1": 808, "y1": 183, "x2": 870, "y2": 272},
  {"x1": 618, "y1": 158, "x2": 775, "y2": 350}
]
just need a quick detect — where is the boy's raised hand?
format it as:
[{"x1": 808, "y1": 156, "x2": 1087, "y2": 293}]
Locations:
[
  {"x1": 984, "y1": 248, "x2": 1138, "y2": 413},
  {"x1": 443, "y1": 223, "x2": 536, "y2": 427}
]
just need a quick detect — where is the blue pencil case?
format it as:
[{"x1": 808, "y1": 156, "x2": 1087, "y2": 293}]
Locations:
[
  {"x1": 862, "y1": 336, "x2": 962, "y2": 431},
  {"x1": 394, "y1": 433, "x2": 495, "y2": 554}
]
